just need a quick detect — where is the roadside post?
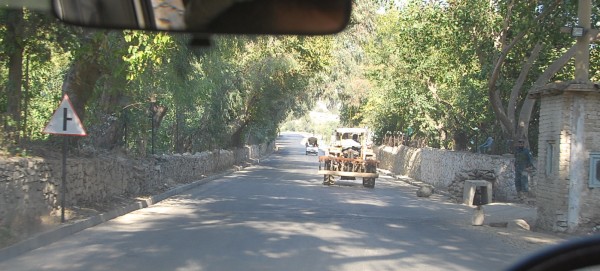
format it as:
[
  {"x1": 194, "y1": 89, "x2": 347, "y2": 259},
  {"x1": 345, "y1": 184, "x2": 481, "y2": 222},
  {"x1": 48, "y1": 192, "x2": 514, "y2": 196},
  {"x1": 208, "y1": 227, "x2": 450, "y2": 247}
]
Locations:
[{"x1": 42, "y1": 94, "x2": 87, "y2": 223}]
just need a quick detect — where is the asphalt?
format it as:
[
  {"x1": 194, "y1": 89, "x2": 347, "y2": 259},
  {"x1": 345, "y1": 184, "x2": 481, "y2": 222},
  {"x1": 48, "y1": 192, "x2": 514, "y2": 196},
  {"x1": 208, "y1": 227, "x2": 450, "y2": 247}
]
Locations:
[
  {"x1": 0, "y1": 169, "x2": 237, "y2": 263},
  {"x1": 378, "y1": 169, "x2": 572, "y2": 248},
  {"x1": 0, "y1": 166, "x2": 570, "y2": 263}
]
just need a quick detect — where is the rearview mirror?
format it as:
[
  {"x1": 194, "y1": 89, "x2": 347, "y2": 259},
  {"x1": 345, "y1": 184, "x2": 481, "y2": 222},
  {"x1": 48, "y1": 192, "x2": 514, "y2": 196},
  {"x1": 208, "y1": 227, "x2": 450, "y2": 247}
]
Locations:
[{"x1": 52, "y1": 0, "x2": 351, "y2": 35}]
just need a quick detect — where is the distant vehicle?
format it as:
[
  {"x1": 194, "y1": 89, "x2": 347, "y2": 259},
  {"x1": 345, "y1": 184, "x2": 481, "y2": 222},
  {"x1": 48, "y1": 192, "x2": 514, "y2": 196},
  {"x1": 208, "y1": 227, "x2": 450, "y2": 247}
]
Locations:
[
  {"x1": 305, "y1": 136, "x2": 319, "y2": 155},
  {"x1": 318, "y1": 128, "x2": 378, "y2": 188}
]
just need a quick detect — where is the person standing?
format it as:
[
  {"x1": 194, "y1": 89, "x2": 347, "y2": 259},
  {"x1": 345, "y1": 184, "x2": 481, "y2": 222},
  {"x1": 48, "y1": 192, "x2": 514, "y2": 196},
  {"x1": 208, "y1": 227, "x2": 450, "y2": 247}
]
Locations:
[
  {"x1": 514, "y1": 139, "x2": 534, "y2": 200},
  {"x1": 478, "y1": 137, "x2": 493, "y2": 153}
]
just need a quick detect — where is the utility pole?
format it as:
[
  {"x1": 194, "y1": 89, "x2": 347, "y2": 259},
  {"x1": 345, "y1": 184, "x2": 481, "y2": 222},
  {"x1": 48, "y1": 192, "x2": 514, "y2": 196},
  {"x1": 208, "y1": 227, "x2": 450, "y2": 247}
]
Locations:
[
  {"x1": 567, "y1": 0, "x2": 592, "y2": 231},
  {"x1": 574, "y1": 0, "x2": 591, "y2": 83}
]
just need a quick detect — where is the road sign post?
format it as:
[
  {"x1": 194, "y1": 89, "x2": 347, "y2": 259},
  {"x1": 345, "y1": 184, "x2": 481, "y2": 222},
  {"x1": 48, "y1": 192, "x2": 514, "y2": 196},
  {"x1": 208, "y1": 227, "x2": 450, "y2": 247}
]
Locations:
[{"x1": 43, "y1": 94, "x2": 87, "y2": 222}]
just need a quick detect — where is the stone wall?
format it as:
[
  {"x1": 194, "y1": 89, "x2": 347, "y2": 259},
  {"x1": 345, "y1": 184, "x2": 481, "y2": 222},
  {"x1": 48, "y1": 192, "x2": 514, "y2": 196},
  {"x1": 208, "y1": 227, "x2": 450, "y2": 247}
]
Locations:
[
  {"x1": 0, "y1": 157, "x2": 57, "y2": 237},
  {"x1": 376, "y1": 145, "x2": 516, "y2": 202},
  {"x1": 0, "y1": 142, "x2": 275, "y2": 238}
]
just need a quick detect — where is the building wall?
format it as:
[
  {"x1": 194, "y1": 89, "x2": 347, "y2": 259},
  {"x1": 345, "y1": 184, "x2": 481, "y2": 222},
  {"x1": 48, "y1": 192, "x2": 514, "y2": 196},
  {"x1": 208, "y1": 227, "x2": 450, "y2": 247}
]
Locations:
[
  {"x1": 577, "y1": 93, "x2": 600, "y2": 230},
  {"x1": 535, "y1": 94, "x2": 571, "y2": 231},
  {"x1": 535, "y1": 91, "x2": 600, "y2": 232}
]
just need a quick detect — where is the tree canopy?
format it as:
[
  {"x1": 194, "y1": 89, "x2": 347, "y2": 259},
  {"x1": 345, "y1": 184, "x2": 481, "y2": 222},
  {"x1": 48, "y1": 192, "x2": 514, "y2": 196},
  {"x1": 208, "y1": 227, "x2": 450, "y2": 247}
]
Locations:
[
  {"x1": 1, "y1": 1, "x2": 598, "y2": 155},
  {"x1": 0, "y1": 7, "x2": 337, "y2": 155}
]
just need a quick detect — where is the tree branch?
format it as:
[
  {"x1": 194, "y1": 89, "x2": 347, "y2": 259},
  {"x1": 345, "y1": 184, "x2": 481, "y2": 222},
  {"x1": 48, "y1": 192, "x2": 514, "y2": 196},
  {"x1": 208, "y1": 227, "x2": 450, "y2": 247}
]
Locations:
[
  {"x1": 497, "y1": 0, "x2": 515, "y2": 51},
  {"x1": 516, "y1": 44, "x2": 578, "y2": 141},
  {"x1": 508, "y1": 42, "x2": 543, "y2": 126},
  {"x1": 489, "y1": 0, "x2": 561, "y2": 92},
  {"x1": 488, "y1": 0, "x2": 562, "y2": 136},
  {"x1": 427, "y1": 79, "x2": 452, "y2": 109},
  {"x1": 427, "y1": 78, "x2": 463, "y2": 127}
]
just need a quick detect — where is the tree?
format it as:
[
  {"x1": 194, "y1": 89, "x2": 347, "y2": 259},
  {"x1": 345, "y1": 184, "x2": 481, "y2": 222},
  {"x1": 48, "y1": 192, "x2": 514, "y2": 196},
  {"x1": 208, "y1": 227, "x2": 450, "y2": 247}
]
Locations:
[
  {"x1": 1, "y1": 8, "x2": 71, "y2": 146},
  {"x1": 362, "y1": 1, "x2": 494, "y2": 150},
  {"x1": 321, "y1": 0, "x2": 378, "y2": 128},
  {"x1": 2, "y1": 8, "x2": 24, "y2": 144},
  {"x1": 344, "y1": 0, "x2": 598, "y2": 153},
  {"x1": 484, "y1": 0, "x2": 570, "y2": 145},
  {"x1": 199, "y1": 35, "x2": 334, "y2": 148}
]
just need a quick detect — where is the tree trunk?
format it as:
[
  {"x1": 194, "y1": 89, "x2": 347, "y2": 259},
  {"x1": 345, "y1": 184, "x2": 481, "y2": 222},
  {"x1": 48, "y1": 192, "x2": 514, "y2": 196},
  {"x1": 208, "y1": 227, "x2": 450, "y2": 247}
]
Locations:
[
  {"x1": 513, "y1": 31, "x2": 597, "y2": 146},
  {"x1": 174, "y1": 106, "x2": 183, "y2": 153},
  {"x1": 507, "y1": 43, "x2": 543, "y2": 126},
  {"x1": 230, "y1": 121, "x2": 248, "y2": 148},
  {"x1": 5, "y1": 9, "x2": 25, "y2": 144},
  {"x1": 516, "y1": 44, "x2": 579, "y2": 144},
  {"x1": 452, "y1": 130, "x2": 468, "y2": 151},
  {"x1": 487, "y1": 0, "x2": 562, "y2": 140},
  {"x1": 56, "y1": 31, "x2": 107, "y2": 149},
  {"x1": 61, "y1": 55, "x2": 102, "y2": 123},
  {"x1": 85, "y1": 79, "x2": 127, "y2": 150}
]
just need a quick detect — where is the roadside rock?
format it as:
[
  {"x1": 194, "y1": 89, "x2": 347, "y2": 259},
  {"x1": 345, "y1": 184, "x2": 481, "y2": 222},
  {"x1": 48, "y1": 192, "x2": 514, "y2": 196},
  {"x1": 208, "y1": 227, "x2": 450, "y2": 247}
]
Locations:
[
  {"x1": 508, "y1": 219, "x2": 531, "y2": 231},
  {"x1": 417, "y1": 185, "x2": 434, "y2": 197}
]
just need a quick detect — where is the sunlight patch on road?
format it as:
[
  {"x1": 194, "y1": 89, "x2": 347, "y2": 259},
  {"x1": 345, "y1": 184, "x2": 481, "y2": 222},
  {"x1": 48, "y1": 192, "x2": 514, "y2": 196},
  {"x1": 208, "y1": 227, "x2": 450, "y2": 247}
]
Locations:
[
  {"x1": 438, "y1": 245, "x2": 461, "y2": 251},
  {"x1": 175, "y1": 260, "x2": 204, "y2": 271},
  {"x1": 301, "y1": 210, "x2": 317, "y2": 215},
  {"x1": 248, "y1": 195, "x2": 315, "y2": 203},
  {"x1": 342, "y1": 198, "x2": 389, "y2": 207},
  {"x1": 111, "y1": 213, "x2": 158, "y2": 226},
  {"x1": 523, "y1": 236, "x2": 559, "y2": 245},
  {"x1": 192, "y1": 197, "x2": 236, "y2": 204},
  {"x1": 199, "y1": 220, "x2": 227, "y2": 225},
  {"x1": 106, "y1": 204, "x2": 200, "y2": 230},
  {"x1": 386, "y1": 223, "x2": 407, "y2": 229},
  {"x1": 248, "y1": 249, "x2": 297, "y2": 259},
  {"x1": 319, "y1": 245, "x2": 405, "y2": 259},
  {"x1": 246, "y1": 221, "x2": 365, "y2": 241}
]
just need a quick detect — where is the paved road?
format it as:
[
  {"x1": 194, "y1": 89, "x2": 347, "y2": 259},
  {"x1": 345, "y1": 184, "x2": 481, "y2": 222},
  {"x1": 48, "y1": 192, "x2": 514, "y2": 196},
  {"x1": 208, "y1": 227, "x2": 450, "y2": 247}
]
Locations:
[{"x1": 0, "y1": 133, "x2": 536, "y2": 271}]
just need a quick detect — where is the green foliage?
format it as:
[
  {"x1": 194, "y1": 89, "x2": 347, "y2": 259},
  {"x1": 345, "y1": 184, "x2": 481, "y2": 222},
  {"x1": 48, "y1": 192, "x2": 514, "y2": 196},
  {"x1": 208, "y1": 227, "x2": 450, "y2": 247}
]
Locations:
[
  {"x1": 359, "y1": 1, "x2": 494, "y2": 149},
  {"x1": 199, "y1": 35, "x2": 333, "y2": 147},
  {"x1": 327, "y1": 0, "x2": 597, "y2": 152},
  {"x1": 0, "y1": 8, "x2": 73, "y2": 145},
  {"x1": 2, "y1": 2, "x2": 598, "y2": 155},
  {"x1": 23, "y1": 51, "x2": 69, "y2": 140}
]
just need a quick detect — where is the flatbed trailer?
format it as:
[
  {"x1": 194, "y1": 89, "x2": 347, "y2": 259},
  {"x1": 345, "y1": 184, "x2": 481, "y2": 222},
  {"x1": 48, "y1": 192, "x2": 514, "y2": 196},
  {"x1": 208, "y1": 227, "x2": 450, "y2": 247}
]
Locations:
[{"x1": 318, "y1": 155, "x2": 378, "y2": 188}]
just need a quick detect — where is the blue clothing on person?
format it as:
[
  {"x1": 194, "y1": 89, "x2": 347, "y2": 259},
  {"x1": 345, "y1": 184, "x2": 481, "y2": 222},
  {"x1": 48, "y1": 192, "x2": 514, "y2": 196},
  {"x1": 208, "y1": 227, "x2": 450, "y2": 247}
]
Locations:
[
  {"x1": 478, "y1": 137, "x2": 493, "y2": 153},
  {"x1": 514, "y1": 140, "x2": 534, "y2": 193}
]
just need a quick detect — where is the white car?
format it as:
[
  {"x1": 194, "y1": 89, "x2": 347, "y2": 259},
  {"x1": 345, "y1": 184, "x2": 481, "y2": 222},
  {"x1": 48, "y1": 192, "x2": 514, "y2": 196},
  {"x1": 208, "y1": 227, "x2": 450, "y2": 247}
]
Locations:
[{"x1": 305, "y1": 137, "x2": 319, "y2": 155}]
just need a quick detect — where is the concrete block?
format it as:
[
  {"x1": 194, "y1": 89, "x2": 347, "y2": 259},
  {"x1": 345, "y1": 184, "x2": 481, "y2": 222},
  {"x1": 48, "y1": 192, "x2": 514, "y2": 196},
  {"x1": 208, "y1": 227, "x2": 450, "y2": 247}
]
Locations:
[
  {"x1": 463, "y1": 180, "x2": 492, "y2": 206},
  {"x1": 472, "y1": 206, "x2": 485, "y2": 226}
]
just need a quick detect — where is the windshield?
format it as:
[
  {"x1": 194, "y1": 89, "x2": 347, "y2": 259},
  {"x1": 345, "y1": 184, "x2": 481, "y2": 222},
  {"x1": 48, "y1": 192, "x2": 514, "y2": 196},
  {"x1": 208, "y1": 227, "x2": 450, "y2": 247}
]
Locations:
[{"x1": 0, "y1": 1, "x2": 599, "y2": 271}]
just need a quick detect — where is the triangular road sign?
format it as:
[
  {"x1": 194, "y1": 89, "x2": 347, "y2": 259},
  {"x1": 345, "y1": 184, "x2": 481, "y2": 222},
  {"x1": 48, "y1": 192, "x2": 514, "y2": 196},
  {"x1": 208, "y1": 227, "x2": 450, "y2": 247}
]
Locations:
[{"x1": 43, "y1": 94, "x2": 87, "y2": 136}]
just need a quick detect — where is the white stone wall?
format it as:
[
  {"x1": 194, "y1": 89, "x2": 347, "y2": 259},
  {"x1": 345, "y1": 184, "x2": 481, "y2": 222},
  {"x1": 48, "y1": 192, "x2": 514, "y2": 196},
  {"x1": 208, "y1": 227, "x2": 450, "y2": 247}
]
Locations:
[
  {"x1": 376, "y1": 146, "x2": 422, "y2": 181},
  {"x1": 0, "y1": 157, "x2": 57, "y2": 236},
  {"x1": 0, "y1": 142, "x2": 275, "y2": 236},
  {"x1": 376, "y1": 145, "x2": 515, "y2": 201}
]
